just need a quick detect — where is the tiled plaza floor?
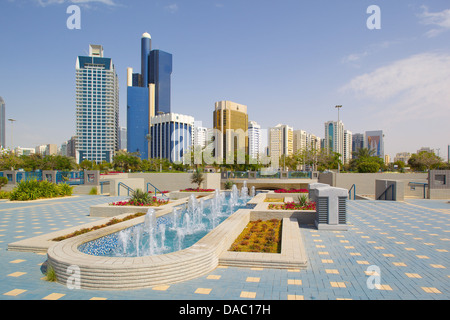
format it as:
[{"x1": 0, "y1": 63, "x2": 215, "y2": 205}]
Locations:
[{"x1": 0, "y1": 195, "x2": 448, "y2": 300}]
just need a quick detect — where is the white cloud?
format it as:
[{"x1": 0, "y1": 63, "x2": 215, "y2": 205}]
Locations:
[
  {"x1": 341, "y1": 53, "x2": 450, "y2": 121},
  {"x1": 341, "y1": 51, "x2": 368, "y2": 64},
  {"x1": 340, "y1": 52, "x2": 450, "y2": 156},
  {"x1": 418, "y1": 6, "x2": 450, "y2": 37},
  {"x1": 36, "y1": 0, "x2": 118, "y2": 7},
  {"x1": 165, "y1": 3, "x2": 179, "y2": 13}
]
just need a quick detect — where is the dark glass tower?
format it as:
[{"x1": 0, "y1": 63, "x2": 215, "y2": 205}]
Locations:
[
  {"x1": 150, "y1": 50, "x2": 173, "y2": 115},
  {"x1": 127, "y1": 33, "x2": 173, "y2": 159}
]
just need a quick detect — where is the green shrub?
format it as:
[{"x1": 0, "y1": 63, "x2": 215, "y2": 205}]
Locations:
[
  {"x1": 357, "y1": 161, "x2": 380, "y2": 173},
  {"x1": 0, "y1": 191, "x2": 10, "y2": 199},
  {"x1": 89, "y1": 187, "x2": 98, "y2": 195},
  {"x1": 9, "y1": 180, "x2": 73, "y2": 201},
  {"x1": 58, "y1": 183, "x2": 74, "y2": 196},
  {"x1": 45, "y1": 265, "x2": 57, "y2": 282},
  {"x1": 130, "y1": 189, "x2": 153, "y2": 205},
  {"x1": 0, "y1": 177, "x2": 8, "y2": 190}
]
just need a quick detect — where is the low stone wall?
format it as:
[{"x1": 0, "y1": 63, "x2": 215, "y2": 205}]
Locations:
[
  {"x1": 89, "y1": 197, "x2": 195, "y2": 217},
  {"x1": 169, "y1": 191, "x2": 215, "y2": 200}
]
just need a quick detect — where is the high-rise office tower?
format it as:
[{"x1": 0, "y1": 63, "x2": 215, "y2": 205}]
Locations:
[
  {"x1": 119, "y1": 127, "x2": 127, "y2": 150},
  {"x1": 0, "y1": 97, "x2": 5, "y2": 149},
  {"x1": 365, "y1": 130, "x2": 384, "y2": 159},
  {"x1": 150, "y1": 113, "x2": 194, "y2": 163},
  {"x1": 127, "y1": 33, "x2": 173, "y2": 159},
  {"x1": 213, "y1": 101, "x2": 248, "y2": 162},
  {"x1": 75, "y1": 45, "x2": 119, "y2": 164},
  {"x1": 352, "y1": 133, "x2": 365, "y2": 158}
]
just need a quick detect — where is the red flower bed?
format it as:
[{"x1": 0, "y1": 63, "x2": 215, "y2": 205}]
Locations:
[
  {"x1": 268, "y1": 201, "x2": 316, "y2": 211},
  {"x1": 110, "y1": 198, "x2": 169, "y2": 207},
  {"x1": 274, "y1": 189, "x2": 308, "y2": 193},
  {"x1": 180, "y1": 188, "x2": 215, "y2": 192}
]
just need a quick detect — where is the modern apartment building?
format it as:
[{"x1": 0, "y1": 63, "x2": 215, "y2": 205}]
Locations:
[
  {"x1": 192, "y1": 122, "x2": 208, "y2": 149},
  {"x1": 150, "y1": 113, "x2": 194, "y2": 163},
  {"x1": 324, "y1": 120, "x2": 344, "y2": 159},
  {"x1": 248, "y1": 120, "x2": 261, "y2": 161},
  {"x1": 213, "y1": 101, "x2": 248, "y2": 162},
  {"x1": 394, "y1": 152, "x2": 411, "y2": 164},
  {"x1": 293, "y1": 130, "x2": 321, "y2": 154},
  {"x1": 0, "y1": 97, "x2": 5, "y2": 149},
  {"x1": 269, "y1": 124, "x2": 293, "y2": 167},
  {"x1": 324, "y1": 120, "x2": 352, "y2": 164},
  {"x1": 127, "y1": 33, "x2": 173, "y2": 159},
  {"x1": 75, "y1": 44, "x2": 119, "y2": 164},
  {"x1": 344, "y1": 130, "x2": 353, "y2": 164}
]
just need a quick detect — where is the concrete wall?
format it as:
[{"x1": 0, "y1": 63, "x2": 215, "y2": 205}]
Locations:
[
  {"x1": 100, "y1": 173, "x2": 221, "y2": 195},
  {"x1": 375, "y1": 179, "x2": 404, "y2": 201},
  {"x1": 428, "y1": 170, "x2": 450, "y2": 199},
  {"x1": 319, "y1": 172, "x2": 428, "y2": 198}
]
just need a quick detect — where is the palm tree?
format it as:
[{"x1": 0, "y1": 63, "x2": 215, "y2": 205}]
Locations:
[
  {"x1": 190, "y1": 169, "x2": 205, "y2": 190},
  {"x1": 353, "y1": 147, "x2": 376, "y2": 160}
]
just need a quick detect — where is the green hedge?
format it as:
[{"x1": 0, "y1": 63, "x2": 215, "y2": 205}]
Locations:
[{"x1": 9, "y1": 180, "x2": 73, "y2": 201}]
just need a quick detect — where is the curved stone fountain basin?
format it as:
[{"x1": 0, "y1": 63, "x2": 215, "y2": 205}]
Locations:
[{"x1": 47, "y1": 207, "x2": 250, "y2": 290}]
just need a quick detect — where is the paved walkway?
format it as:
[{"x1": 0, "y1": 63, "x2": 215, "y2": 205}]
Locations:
[{"x1": 0, "y1": 196, "x2": 448, "y2": 300}]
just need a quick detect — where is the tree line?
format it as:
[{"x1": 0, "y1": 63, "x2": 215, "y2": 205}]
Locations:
[{"x1": 0, "y1": 148, "x2": 447, "y2": 173}]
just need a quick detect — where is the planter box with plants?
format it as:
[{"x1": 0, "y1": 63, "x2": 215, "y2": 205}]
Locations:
[{"x1": 6, "y1": 180, "x2": 73, "y2": 201}]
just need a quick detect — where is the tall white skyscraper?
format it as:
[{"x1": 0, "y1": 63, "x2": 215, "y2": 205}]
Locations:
[
  {"x1": 75, "y1": 45, "x2": 119, "y2": 163},
  {"x1": 324, "y1": 120, "x2": 351, "y2": 164},
  {"x1": 248, "y1": 120, "x2": 261, "y2": 161},
  {"x1": 192, "y1": 121, "x2": 208, "y2": 149},
  {"x1": 344, "y1": 130, "x2": 353, "y2": 164}
]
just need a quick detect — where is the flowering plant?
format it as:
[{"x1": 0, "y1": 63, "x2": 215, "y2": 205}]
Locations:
[
  {"x1": 180, "y1": 188, "x2": 215, "y2": 192},
  {"x1": 268, "y1": 201, "x2": 316, "y2": 211},
  {"x1": 110, "y1": 197, "x2": 169, "y2": 207}
]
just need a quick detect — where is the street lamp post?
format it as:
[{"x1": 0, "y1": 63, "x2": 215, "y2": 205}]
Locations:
[
  {"x1": 335, "y1": 105, "x2": 342, "y2": 173},
  {"x1": 8, "y1": 118, "x2": 16, "y2": 153}
]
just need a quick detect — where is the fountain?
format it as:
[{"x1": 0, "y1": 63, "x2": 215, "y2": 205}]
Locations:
[
  {"x1": 241, "y1": 181, "x2": 249, "y2": 199},
  {"x1": 79, "y1": 189, "x2": 250, "y2": 258},
  {"x1": 250, "y1": 185, "x2": 256, "y2": 197}
]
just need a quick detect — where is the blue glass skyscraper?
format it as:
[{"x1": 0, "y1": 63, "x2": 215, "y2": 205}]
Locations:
[{"x1": 127, "y1": 33, "x2": 173, "y2": 159}]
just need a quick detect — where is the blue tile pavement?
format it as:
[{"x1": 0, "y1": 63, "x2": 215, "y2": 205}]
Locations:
[{"x1": 0, "y1": 196, "x2": 449, "y2": 300}]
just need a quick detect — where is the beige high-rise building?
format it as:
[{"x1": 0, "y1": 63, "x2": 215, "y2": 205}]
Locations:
[
  {"x1": 269, "y1": 124, "x2": 293, "y2": 168},
  {"x1": 213, "y1": 101, "x2": 248, "y2": 162},
  {"x1": 294, "y1": 130, "x2": 321, "y2": 154}
]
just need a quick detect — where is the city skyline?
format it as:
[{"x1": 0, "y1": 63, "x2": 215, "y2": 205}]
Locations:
[{"x1": 0, "y1": 0, "x2": 449, "y2": 160}]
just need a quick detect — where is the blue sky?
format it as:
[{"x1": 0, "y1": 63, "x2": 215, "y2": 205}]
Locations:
[{"x1": 1, "y1": 0, "x2": 449, "y2": 160}]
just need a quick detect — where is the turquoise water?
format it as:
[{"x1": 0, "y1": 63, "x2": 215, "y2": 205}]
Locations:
[{"x1": 79, "y1": 192, "x2": 253, "y2": 257}]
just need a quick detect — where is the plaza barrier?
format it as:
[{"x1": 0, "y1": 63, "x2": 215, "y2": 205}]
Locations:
[{"x1": 309, "y1": 183, "x2": 348, "y2": 231}]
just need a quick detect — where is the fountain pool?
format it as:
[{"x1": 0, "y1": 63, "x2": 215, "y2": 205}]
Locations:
[{"x1": 79, "y1": 189, "x2": 251, "y2": 258}]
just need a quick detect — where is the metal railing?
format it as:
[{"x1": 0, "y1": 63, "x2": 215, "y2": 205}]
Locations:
[
  {"x1": 348, "y1": 184, "x2": 356, "y2": 200},
  {"x1": 223, "y1": 171, "x2": 312, "y2": 180},
  {"x1": 147, "y1": 182, "x2": 169, "y2": 200},
  {"x1": 408, "y1": 182, "x2": 428, "y2": 199},
  {"x1": 377, "y1": 184, "x2": 395, "y2": 200},
  {"x1": 118, "y1": 182, "x2": 135, "y2": 196}
]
